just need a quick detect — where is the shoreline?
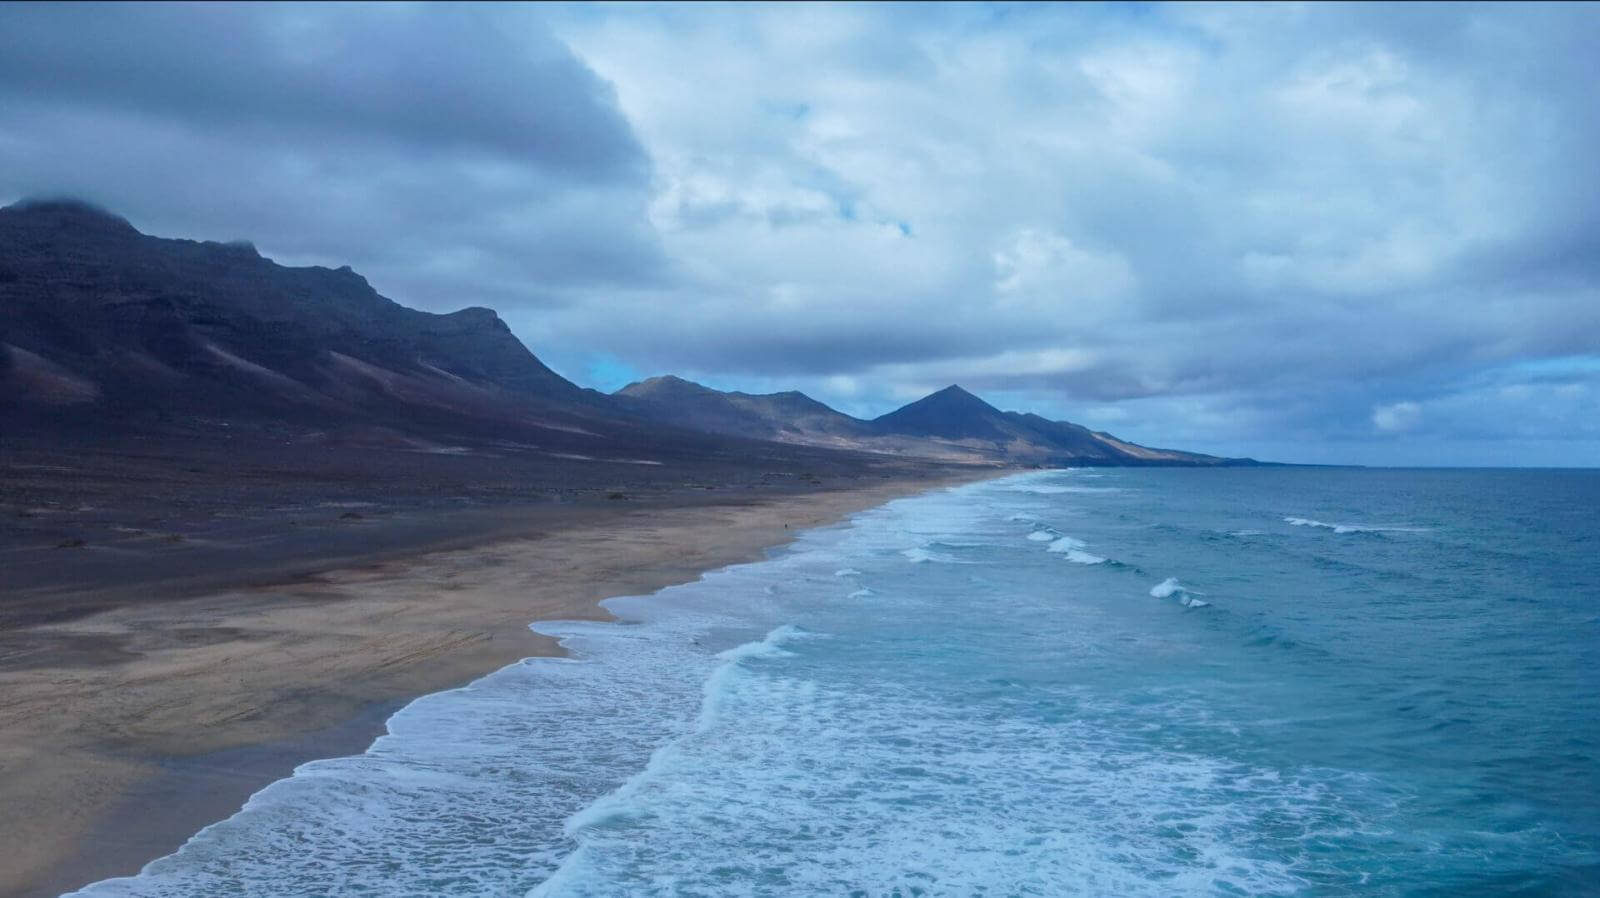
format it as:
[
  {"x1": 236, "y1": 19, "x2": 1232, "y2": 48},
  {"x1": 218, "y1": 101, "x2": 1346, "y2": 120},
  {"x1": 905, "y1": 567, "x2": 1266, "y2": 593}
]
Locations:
[{"x1": 4, "y1": 470, "x2": 997, "y2": 898}]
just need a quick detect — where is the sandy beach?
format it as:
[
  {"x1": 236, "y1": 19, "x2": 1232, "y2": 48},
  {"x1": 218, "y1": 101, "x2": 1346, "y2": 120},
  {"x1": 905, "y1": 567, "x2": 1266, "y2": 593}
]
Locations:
[{"x1": 0, "y1": 472, "x2": 988, "y2": 898}]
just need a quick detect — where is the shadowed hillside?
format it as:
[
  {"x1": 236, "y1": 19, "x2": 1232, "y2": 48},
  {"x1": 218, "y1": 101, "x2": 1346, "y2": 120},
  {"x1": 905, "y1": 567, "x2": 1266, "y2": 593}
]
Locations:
[
  {"x1": 0, "y1": 200, "x2": 618, "y2": 447},
  {"x1": 620, "y1": 381, "x2": 1243, "y2": 466},
  {"x1": 615, "y1": 375, "x2": 873, "y2": 443},
  {"x1": 1, "y1": 199, "x2": 1246, "y2": 468}
]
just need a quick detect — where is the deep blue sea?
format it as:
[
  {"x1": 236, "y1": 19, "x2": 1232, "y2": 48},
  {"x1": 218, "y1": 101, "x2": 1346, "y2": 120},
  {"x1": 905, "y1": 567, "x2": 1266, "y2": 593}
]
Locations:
[{"x1": 72, "y1": 468, "x2": 1600, "y2": 897}]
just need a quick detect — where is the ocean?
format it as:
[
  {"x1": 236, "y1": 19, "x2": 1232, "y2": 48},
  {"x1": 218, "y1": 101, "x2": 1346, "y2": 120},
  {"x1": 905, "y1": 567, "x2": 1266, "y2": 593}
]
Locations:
[{"x1": 70, "y1": 468, "x2": 1600, "y2": 896}]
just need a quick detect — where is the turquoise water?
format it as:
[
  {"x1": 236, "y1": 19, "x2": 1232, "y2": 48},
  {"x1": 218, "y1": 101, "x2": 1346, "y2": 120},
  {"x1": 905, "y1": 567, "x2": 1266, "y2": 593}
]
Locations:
[{"x1": 73, "y1": 469, "x2": 1600, "y2": 896}]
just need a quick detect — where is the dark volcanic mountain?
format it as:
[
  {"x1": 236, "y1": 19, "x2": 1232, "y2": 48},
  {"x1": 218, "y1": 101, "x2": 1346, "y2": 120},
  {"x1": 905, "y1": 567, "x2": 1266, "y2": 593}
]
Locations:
[
  {"x1": 2, "y1": 199, "x2": 1242, "y2": 467},
  {"x1": 872, "y1": 384, "x2": 1019, "y2": 441},
  {"x1": 0, "y1": 199, "x2": 637, "y2": 451},
  {"x1": 871, "y1": 385, "x2": 1222, "y2": 464},
  {"x1": 618, "y1": 380, "x2": 1237, "y2": 466},
  {"x1": 615, "y1": 375, "x2": 873, "y2": 444}
]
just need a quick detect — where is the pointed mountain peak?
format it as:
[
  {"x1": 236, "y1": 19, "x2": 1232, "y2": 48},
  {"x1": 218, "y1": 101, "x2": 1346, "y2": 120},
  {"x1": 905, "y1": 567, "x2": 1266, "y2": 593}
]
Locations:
[
  {"x1": 616, "y1": 374, "x2": 714, "y2": 398},
  {"x1": 906, "y1": 383, "x2": 998, "y2": 412},
  {"x1": 872, "y1": 383, "x2": 1011, "y2": 440}
]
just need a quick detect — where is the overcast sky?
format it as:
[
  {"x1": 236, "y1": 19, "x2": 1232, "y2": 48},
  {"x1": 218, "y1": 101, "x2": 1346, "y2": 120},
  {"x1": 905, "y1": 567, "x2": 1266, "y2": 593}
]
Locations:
[{"x1": 2, "y1": 2, "x2": 1597, "y2": 465}]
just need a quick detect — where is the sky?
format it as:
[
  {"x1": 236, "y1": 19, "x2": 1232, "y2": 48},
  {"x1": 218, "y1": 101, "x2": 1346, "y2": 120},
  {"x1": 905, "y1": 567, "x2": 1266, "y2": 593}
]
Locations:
[{"x1": 1, "y1": 2, "x2": 1597, "y2": 466}]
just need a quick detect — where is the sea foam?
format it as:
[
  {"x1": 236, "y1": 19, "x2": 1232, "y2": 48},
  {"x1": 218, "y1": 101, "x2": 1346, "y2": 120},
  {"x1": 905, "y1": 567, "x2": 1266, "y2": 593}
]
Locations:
[
  {"x1": 1285, "y1": 517, "x2": 1429, "y2": 534},
  {"x1": 1012, "y1": 484, "x2": 1123, "y2": 495},
  {"x1": 1151, "y1": 577, "x2": 1185, "y2": 598},
  {"x1": 902, "y1": 546, "x2": 961, "y2": 564},
  {"x1": 1151, "y1": 577, "x2": 1210, "y2": 607}
]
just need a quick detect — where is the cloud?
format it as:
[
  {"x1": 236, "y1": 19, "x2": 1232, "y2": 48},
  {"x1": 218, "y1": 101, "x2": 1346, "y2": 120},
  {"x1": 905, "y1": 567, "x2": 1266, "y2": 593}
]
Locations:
[
  {"x1": 1373, "y1": 401, "x2": 1423, "y2": 433},
  {"x1": 0, "y1": 3, "x2": 643, "y2": 181},
  {"x1": 0, "y1": 2, "x2": 665, "y2": 313},
  {"x1": 537, "y1": 2, "x2": 1599, "y2": 462},
  {"x1": 2, "y1": 3, "x2": 1597, "y2": 463}
]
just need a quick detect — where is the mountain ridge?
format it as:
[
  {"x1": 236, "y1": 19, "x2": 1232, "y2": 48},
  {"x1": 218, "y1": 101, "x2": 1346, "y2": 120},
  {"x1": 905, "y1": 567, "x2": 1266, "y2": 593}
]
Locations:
[
  {"x1": 0, "y1": 199, "x2": 601, "y2": 434},
  {"x1": 618, "y1": 377, "x2": 1240, "y2": 466},
  {"x1": 2, "y1": 198, "x2": 1249, "y2": 467}
]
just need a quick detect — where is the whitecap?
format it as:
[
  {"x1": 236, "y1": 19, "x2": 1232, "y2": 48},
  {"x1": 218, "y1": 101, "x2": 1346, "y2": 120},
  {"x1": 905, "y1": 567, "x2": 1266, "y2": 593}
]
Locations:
[
  {"x1": 902, "y1": 547, "x2": 960, "y2": 564},
  {"x1": 1013, "y1": 485, "x2": 1122, "y2": 495},
  {"x1": 1285, "y1": 517, "x2": 1429, "y2": 534},
  {"x1": 1046, "y1": 535, "x2": 1088, "y2": 552},
  {"x1": 1026, "y1": 529, "x2": 1058, "y2": 542},
  {"x1": 1062, "y1": 549, "x2": 1108, "y2": 565},
  {"x1": 1151, "y1": 577, "x2": 1211, "y2": 608},
  {"x1": 715, "y1": 624, "x2": 809, "y2": 662},
  {"x1": 558, "y1": 630, "x2": 802, "y2": 842},
  {"x1": 834, "y1": 568, "x2": 861, "y2": 577},
  {"x1": 1150, "y1": 577, "x2": 1185, "y2": 599}
]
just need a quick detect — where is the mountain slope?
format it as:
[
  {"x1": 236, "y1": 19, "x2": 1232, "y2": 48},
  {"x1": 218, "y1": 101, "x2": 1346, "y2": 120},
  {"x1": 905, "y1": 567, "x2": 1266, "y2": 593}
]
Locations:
[
  {"x1": 869, "y1": 385, "x2": 1014, "y2": 442},
  {"x1": 0, "y1": 199, "x2": 622, "y2": 446},
  {"x1": 615, "y1": 375, "x2": 872, "y2": 443},
  {"x1": 870, "y1": 384, "x2": 1225, "y2": 464},
  {"x1": 618, "y1": 378, "x2": 1240, "y2": 466},
  {"x1": 2, "y1": 199, "x2": 1244, "y2": 467}
]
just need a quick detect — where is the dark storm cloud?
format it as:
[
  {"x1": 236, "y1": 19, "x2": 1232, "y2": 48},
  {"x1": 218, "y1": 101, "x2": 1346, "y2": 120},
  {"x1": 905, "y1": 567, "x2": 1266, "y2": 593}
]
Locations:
[
  {"x1": 0, "y1": 2, "x2": 643, "y2": 182},
  {"x1": 0, "y1": 2, "x2": 666, "y2": 316}
]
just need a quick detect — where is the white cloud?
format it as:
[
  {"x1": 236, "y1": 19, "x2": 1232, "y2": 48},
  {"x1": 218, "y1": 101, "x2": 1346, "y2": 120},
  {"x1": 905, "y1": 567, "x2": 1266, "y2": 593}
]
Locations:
[
  {"x1": 1373, "y1": 401, "x2": 1424, "y2": 433},
  {"x1": 541, "y1": 4, "x2": 1600, "y2": 419},
  {"x1": 993, "y1": 229, "x2": 1135, "y2": 309}
]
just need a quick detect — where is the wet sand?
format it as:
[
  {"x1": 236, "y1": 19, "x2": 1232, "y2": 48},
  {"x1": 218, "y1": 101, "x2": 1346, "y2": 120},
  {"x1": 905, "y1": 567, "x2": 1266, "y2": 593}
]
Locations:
[{"x1": 1, "y1": 473, "x2": 990, "y2": 898}]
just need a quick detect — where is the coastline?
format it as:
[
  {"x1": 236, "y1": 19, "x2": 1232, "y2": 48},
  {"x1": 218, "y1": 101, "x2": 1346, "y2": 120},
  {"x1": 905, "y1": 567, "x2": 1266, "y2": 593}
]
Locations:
[{"x1": 2, "y1": 470, "x2": 996, "y2": 898}]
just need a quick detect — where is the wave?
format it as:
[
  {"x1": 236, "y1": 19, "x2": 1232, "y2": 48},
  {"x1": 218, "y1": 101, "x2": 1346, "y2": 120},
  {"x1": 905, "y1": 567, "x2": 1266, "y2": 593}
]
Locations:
[
  {"x1": 1013, "y1": 484, "x2": 1123, "y2": 495},
  {"x1": 834, "y1": 568, "x2": 861, "y2": 577},
  {"x1": 1285, "y1": 517, "x2": 1430, "y2": 534},
  {"x1": 1150, "y1": 577, "x2": 1210, "y2": 608},
  {"x1": 1036, "y1": 534, "x2": 1107, "y2": 564},
  {"x1": 715, "y1": 624, "x2": 810, "y2": 663},
  {"x1": 1150, "y1": 577, "x2": 1184, "y2": 599},
  {"x1": 1026, "y1": 529, "x2": 1058, "y2": 542},
  {"x1": 555, "y1": 624, "x2": 812, "y2": 848},
  {"x1": 847, "y1": 588, "x2": 874, "y2": 599},
  {"x1": 902, "y1": 546, "x2": 962, "y2": 564},
  {"x1": 1045, "y1": 535, "x2": 1087, "y2": 552}
]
